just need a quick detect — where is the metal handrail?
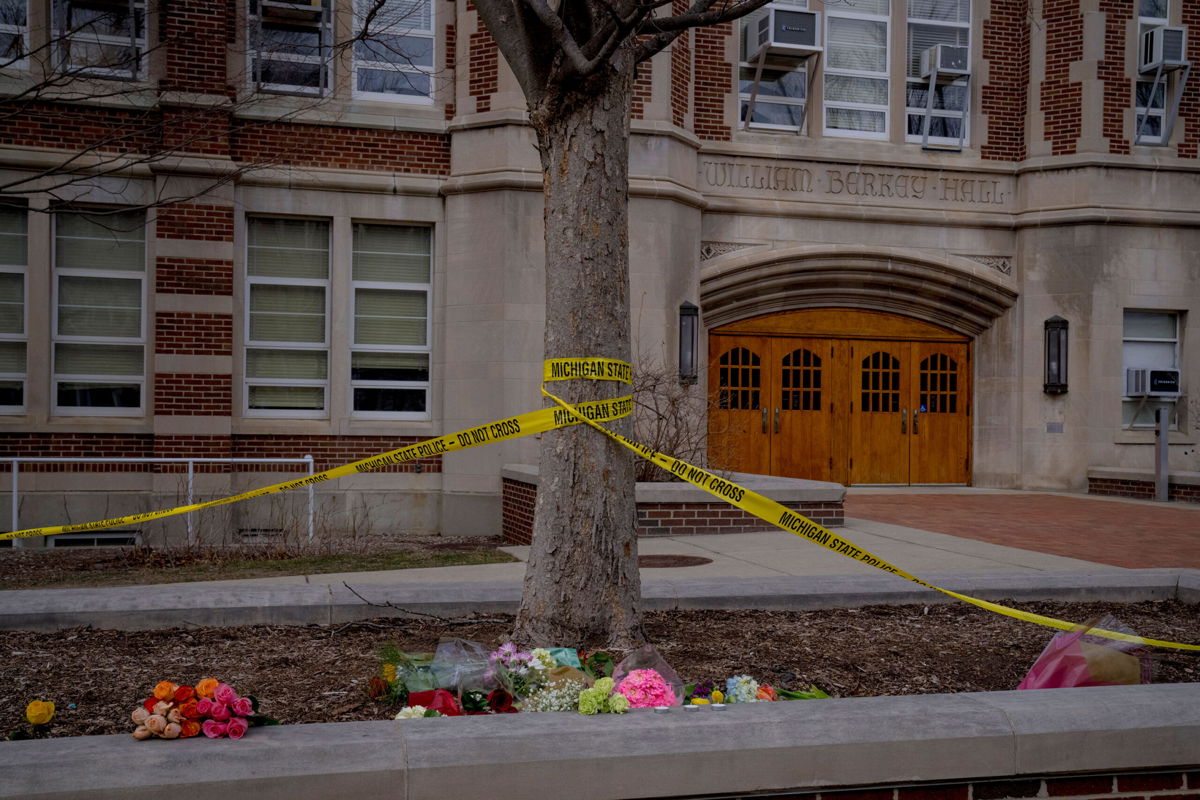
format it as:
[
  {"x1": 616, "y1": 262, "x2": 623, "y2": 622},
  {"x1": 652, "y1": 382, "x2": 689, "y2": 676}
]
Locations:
[{"x1": 5, "y1": 456, "x2": 316, "y2": 546}]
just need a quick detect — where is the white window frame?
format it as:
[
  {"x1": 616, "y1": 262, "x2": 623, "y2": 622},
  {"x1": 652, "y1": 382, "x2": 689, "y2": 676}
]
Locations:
[
  {"x1": 1121, "y1": 310, "x2": 1180, "y2": 430},
  {"x1": 53, "y1": 0, "x2": 147, "y2": 81},
  {"x1": 0, "y1": 262, "x2": 26, "y2": 415},
  {"x1": 51, "y1": 212, "x2": 147, "y2": 417},
  {"x1": 823, "y1": 5, "x2": 891, "y2": 140},
  {"x1": 904, "y1": 6, "x2": 970, "y2": 146},
  {"x1": 352, "y1": 0, "x2": 436, "y2": 104},
  {"x1": 0, "y1": 0, "x2": 29, "y2": 71},
  {"x1": 243, "y1": 217, "x2": 331, "y2": 419},
  {"x1": 350, "y1": 224, "x2": 432, "y2": 420},
  {"x1": 1135, "y1": 3, "x2": 1170, "y2": 145},
  {"x1": 248, "y1": 0, "x2": 333, "y2": 97}
]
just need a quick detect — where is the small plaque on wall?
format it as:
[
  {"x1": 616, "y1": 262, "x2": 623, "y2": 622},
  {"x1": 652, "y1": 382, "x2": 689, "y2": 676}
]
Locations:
[{"x1": 1046, "y1": 422, "x2": 1064, "y2": 434}]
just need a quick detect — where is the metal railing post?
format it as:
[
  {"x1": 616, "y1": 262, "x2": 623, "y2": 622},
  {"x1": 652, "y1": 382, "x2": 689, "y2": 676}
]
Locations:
[
  {"x1": 10, "y1": 459, "x2": 18, "y2": 548},
  {"x1": 305, "y1": 454, "x2": 315, "y2": 541},
  {"x1": 186, "y1": 460, "x2": 195, "y2": 545}
]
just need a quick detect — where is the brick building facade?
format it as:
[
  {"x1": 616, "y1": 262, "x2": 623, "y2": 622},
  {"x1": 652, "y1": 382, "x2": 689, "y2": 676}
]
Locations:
[{"x1": 0, "y1": 0, "x2": 1196, "y2": 545}]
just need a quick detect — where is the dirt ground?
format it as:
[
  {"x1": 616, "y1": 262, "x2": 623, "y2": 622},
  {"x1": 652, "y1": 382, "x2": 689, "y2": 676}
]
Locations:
[{"x1": 3, "y1": 599, "x2": 1197, "y2": 739}]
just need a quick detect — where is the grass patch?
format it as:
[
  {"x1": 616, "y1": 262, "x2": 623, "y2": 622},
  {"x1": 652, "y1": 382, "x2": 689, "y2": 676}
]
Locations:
[{"x1": 1, "y1": 548, "x2": 519, "y2": 590}]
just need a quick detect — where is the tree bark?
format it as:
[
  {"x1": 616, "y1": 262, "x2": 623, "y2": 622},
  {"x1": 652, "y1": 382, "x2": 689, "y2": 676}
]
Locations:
[{"x1": 511, "y1": 54, "x2": 646, "y2": 649}]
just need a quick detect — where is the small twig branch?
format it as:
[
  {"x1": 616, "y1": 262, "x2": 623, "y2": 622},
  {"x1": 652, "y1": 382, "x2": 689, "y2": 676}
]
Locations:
[{"x1": 341, "y1": 581, "x2": 510, "y2": 624}]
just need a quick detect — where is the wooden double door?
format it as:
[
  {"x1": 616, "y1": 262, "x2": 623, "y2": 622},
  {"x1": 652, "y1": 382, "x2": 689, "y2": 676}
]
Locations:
[{"x1": 708, "y1": 310, "x2": 971, "y2": 485}]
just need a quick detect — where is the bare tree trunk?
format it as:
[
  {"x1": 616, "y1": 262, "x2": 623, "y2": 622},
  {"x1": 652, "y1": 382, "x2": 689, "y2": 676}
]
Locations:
[{"x1": 512, "y1": 59, "x2": 646, "y2": 649}]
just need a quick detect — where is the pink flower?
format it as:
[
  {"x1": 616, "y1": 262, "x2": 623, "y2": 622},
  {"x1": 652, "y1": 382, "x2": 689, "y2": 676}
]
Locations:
[
  {"x1": 232, "y1": 697, "x2": 254, "y2": 717},
  {"x1": 213, "y1": 684, "x2": 238, "y2": 706},
  {"x1": 209, "y1": 703, "x2": 231, "y2": 722},
  {"x1": 616, "y1": 669, "x2": 678, "y2": 708},
  {"x1": 201, "y1": 719, "x2": 228, "y2": 738},
  {"x1": 225, "y1": 717, "x2": 249, "y2": 740},
  {"x1": 144, "y1": 714, "x2": 168, "y2": 734},
  {"x1": 196, "y1": 698, "x2": 214, "y2": 716}
]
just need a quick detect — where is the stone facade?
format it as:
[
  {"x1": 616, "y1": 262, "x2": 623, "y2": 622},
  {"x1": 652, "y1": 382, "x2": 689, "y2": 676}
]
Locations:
[{"x1": 0, "y1": 0, "x2": 1198, "y2": 545}]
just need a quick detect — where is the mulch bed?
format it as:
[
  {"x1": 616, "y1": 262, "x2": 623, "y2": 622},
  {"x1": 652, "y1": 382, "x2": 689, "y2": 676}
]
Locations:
[{"x1": 3, "y1": 600, "x2": 1197, "y2": 739}]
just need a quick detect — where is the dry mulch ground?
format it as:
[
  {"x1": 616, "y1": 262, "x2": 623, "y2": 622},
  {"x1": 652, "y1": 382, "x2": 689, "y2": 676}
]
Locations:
[{"x1": 2, "y1": 600, "x2": 1198, "y2": 740}]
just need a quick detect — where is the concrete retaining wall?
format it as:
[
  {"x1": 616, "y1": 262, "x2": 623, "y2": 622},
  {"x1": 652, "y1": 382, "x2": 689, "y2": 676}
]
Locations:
[{"x1": 2, "y1": 685, "x2": 1198, "y2": 800}]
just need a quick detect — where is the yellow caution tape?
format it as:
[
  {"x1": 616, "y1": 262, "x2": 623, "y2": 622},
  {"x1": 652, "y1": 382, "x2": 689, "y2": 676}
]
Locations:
[
  {"x1": 0, "y1": 393, "x2": 631, "y2": 542},
  {"x1": 7, "y1": 353, "x2": 1198, "y2": 652},
  {"x1": 541, "y1": 385, "x2": 1200, "y2": 653}
]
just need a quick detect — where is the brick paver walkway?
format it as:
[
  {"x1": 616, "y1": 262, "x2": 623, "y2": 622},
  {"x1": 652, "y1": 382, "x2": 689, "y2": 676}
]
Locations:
[{"x1": 844, "y1": 493, "x2": 1200, "y2": 569}]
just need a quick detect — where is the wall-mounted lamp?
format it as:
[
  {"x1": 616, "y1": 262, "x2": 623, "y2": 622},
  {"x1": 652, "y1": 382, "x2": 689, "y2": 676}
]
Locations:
[
  {"x1": 679, "y1": 301, "x2": 699, "y2": 385},
  {"x1": 1044, "y1": 316, "x2": 1068, "y2": 394}
]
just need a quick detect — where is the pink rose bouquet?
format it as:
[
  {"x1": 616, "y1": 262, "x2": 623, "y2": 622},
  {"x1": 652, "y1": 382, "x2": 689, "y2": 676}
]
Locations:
[
  {"x1": 616, "y1": 669, "x2": 677, "y2": 708},
  {"x1": 128, "y1": 678, "x2": 274, "y2": 742}
]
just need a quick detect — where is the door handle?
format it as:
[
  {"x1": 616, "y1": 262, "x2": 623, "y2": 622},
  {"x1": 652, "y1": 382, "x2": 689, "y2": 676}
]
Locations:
[
  {"x1": 913, "y1": 409, "x2": 919, "y2": 435},
  {"x1": 901, "y1": 408, "x2": 907, "y2": 434},
  {"x1": 774, "y1": 407, "x2": 780, "y2": 434},
  {"x1": 761, "y1": 407, "x2": 768, "y2": 434}
]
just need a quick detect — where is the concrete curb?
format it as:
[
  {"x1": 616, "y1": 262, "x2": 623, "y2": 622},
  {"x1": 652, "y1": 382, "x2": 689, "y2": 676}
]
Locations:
[
  {"x1": 1, "y1": 569, "x2": 1196, "y2": 631},
  {"x1": 2, "y1": 685, "x2": 1198, "y2": 800}
]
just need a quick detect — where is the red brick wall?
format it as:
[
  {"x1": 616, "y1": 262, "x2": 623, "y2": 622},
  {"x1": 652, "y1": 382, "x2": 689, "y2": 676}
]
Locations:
[
  {"x1": 155, "y1": 204, "x2": 235, "y2": 242},
  {"x1": 1041, "y1": 0, "x2": 1084, "y2": 156},
  {"x1": 671, "y1": 23, "x2": 691, "y2": 128},
  {"x1": 232, "y1": 120, "x2": 451, "y2": 175},
  {"x1": 468, "y1": 13, "x2": 499, "y2": 114},
  {"x1": 154, "y1": 374, "x2": 233, "y2": 416},
  {"x1": 0, "y1": 104, "x2": 159, "y2": 154},
  {"x1": 980, "y1": 0, "x2": 1031, "y2": 160},
  {"x1": 155, "y1": 258, "x2": 234, "y2": 295},
  {"x1": 632, "y1": 57, "x2": 654, "y2": 120},
  {"x1": 1098, "y1": 0, "x2": 1134, "y2": 155},
  {"x1": 693, "y1": 23, "x2": 733, "y2": 141},
  {"x1": 0, "y1": 434, "x2": 154, "y2": 471},
  {"x1": 1179, "y1": 0, "x2": 1200, "y2": 157},
  {"x1": 155, "y1": 313, "x2": 232, "y2": 356},
  {"x1": 160, "y1": 107, "x2": 231, "y2": 157},
  {"x1": 231, "y1": 435, "x2": 443, "y2": 473},
  {"x1": 1089, "y1": 476, "x2": 1200, "y2": 503},
  {"x1": 501, "y1": 476, "x2": 845, "y2": 545},
  {"x1": 445, "y1": 19, "x2": 457, "y2": 120},
  {"x1": 162, "y1": 0, "x2": 231, "y2": 95},
  {"x1": 153, "y1": 434, "x2": 234, "y2": 471}
]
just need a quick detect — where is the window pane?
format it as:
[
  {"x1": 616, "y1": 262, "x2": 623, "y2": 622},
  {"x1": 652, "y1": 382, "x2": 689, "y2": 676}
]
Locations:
[
  {"x1": 357, "y1": 68, "x2": 430, "y2": 96},
  {"x1": 826, "y1": 74, "x2": 889, "y2": 104},
  {"x1": 57, "y1": 382, "x2": 139, "y2": 408},
  {"x1": 0, "y1": 340, "x2": 24, "y2": 372},
  {"x1": 1136, "y1": 81, "x2": 1165, "y2": 109},
  {"x1": 56, "y1": 211, "x2": 145, "y2": 272},
  {"x1": 259, "y1": 21, "x2": 323, "y2": 55},
  {"x1": 907, "y1": 23, "x2": 968, "y2": 77},
  {"x1": 907, "y1": 113, "x2": 962, "y2": 138},
  {"x1": 56, "y1": 343, "x2": 143, "y2": 375},
  {"x1": 354, "y1": 288, "x2": 426, "y2": 345},
  {"x1": 909, "y1": 0, "x2": 969, "y2": 22},
  {"x1": 355, "y1": 34, "x2": 433, "y2": 67},
  {"x1": 1139, "y1": 0, "x2": 1168, "y2": 19},
  {"x1": 354, "y1": 387, "x2": 425, "y2": 412},
  {"x1": 352, "y1": 351, "x2": 429, "y2": 381},
  {"x1": 58, "y1": 275, "x2": 141, "y2": 337},
  {"x1": 248, "y1": 218, "x2": 328, "y2": 278},
  {"x1": 256, "y1": 59, "x2": 324, "y2": 88},
  {"x1": 907, "y1": 80, "x2": 967, "y2": 110},
  {"x1": 828, "y1": 18, "x2": 888, "y2": 72},
  {"x1": 0, "y1": 0, "x2": 27, "y2": 26},
  {"x1": 358, "y1": 0, "x2": 432, "y2": 32},
  {"x1": 249, "y1": 284, "x2": 325, "y2": 343},
  {"x1": 0, "y1": 272, "x2": 21, "y2": 333},
  {"x1": 0, "y1": 207, "x2": 26, "y2": 264},
  {"x1": 353, "y1": 225, "x2": 431, "y2": 282},
  {"x1": 827, "y1": 107, "x2": 886, "y2": 132},
  {"x1": 0, "y1": 379, "x2": 21, "y2": 406},
  {"x1": 739, "y1": 67, "x2": 806, "y2": 99},
  {"x1": 246, "y1": 348, "x2": 327, "y2": 380},
  {"x1": 1124, "y1": 311, "x2": 1176, "y2": 339},
  {"x1": 248, "y1": 385, "x2": 324, "y2": 410},
  {"x1": 741, "y1": 100, "x2": 807, "y2": 127},
  {"x1": 1123, "y1": 340, "x2": 1176, "y2": 369}
]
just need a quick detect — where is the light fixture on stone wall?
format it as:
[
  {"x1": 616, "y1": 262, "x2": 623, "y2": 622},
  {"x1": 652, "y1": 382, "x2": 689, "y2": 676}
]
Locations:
[
  {"x1": 1044, "y1": 316, "x2": 1068, "y2": 394},
  {"x1": 679, "y1": 301, "x2": 699, "y2": 385}
]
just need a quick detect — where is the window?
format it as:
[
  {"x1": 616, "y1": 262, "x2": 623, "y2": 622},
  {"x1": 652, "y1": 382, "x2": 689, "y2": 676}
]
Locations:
[
  {"x1": 249, "y1": 0, "x2": 333, "y2": 96},
  {"x1": 245, "y1": 217, "x2": 330, "y2": 416},
  {"x1": 354, "y1": 0, "x2": 435, "y2": 101},
  {"x1": 824, "y1": 0, "x2": 890, "y2": 138},
  {"x1": 53, "y1": 0, "x2": 146, "y2": 80},
  {"x1": 0, "y1": 207, "x2": 26, "y2": 413},
  {"x1": 0, "y1": 0, "x2": 27, "y2": 69},
  {"x1": 351, "y1": 224, "x2": 431, "y2": 416},
  {"x1": 1135, "y1": 0, "x2": 1169, "y2": 144},
  {"x1": 53, "y1": 209, "x2": 146, "y2": 413},
  {"x1": 905, "y1": 0, "x2": 970, "y2": 144},
  {"x1": 1122, "y1": 310, "x2": 1180, "y2": 428},
  {"x1": 738, "y1": 0, "x2": 808, "y2": 131}
]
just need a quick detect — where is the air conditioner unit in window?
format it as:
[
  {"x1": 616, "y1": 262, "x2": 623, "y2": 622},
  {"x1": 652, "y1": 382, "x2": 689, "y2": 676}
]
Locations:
[
  {"x1": 743, "y1": 5, "x2": 822, "y2": 61},
  {"x1": 260, "y1": 0, "x2": 324, "y2": 21},
  {"x1": 1140, "y1": 26, "x2": 1188, "y2": 73},
  {"x1": 1125, "y1": 367, "x2": 1182, "y2": 397},
  {"x1": 921, "y1": 44, "x2": 970, "y2": 79}
]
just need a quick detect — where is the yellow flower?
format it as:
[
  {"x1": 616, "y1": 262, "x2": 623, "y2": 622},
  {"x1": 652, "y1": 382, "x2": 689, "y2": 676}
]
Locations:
[
  {"x1": 382, "y1": 664, "x2": 397, "y2": 683},
  {"x1": 690, "y1": 698, "x2": 710, "y2": 705},
  {"x1": 25, "y1": 700, "x2": 54, "y2": 726},
  {"x1": 711, "y1": 690, "x2": 724, "y2": 704}
]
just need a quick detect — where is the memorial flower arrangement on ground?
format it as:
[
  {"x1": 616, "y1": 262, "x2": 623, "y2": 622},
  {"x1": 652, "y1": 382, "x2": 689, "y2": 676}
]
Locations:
[
  {"x1": 370, "y1": 639, "x2": 829, "y2": 718},
  {"x1": 128, "y1": 679, "x2": 275, "y2": 741}
]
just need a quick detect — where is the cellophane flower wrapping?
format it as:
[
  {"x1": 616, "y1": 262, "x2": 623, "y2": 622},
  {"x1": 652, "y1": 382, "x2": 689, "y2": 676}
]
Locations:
[
  {"x1": 1017, "y1": 616, "x2": 1152, "y2": 690},
  {"x1": 611, "y1": 645, "x2": 683, "y2": 706},
  {"x1": 431, "y1": 639, "x2": 495, "y2": 694},
  {"x1": 486, "y1": 643, "x2": 555, "y2": 700}
]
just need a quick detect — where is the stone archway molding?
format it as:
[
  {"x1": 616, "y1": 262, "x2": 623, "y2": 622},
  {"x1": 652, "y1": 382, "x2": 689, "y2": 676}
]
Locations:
[{"x1": 699, "y1": 245, "x2": 1018, "y2": 336}]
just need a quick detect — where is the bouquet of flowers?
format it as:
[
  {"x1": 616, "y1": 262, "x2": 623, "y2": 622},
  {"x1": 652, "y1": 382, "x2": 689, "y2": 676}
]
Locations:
[
  {"x1": 486, "y1": 643, "x2": 556, "y2": 699},
  {"x1": 615, "y1": 669, "x2": 677, "y2": 708},
  {"x1": 577, "y1": 677, "x2": 630, "y2": 715},
  {"x1": 129, "y1": 678, "x2": 273, "y2": 741}
]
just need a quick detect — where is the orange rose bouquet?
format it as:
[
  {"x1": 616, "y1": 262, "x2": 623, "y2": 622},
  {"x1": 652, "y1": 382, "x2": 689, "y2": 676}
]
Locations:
[{"x1": 129, "y1": 678, "x2": 275, "y2": 741}]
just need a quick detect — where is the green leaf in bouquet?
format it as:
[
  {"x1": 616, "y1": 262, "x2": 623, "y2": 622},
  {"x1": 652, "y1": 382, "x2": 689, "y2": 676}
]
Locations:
[{"x1": 776, "y1": 685, "x2": 830, "y2": 700}]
